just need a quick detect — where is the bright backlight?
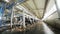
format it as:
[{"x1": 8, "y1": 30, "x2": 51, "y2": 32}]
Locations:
[
  {"x1": 4, "y1": 0, "x2": 10, "y2": 2},
  {"x1": 0, "y1": 17, "x2": 1, "y2": 20},
  {"x1": 56, "y1": 0, "x2": 60, "y2": 10},
  {"x1": 42, "y1": 4, "x2": 57, "y2": 20}
]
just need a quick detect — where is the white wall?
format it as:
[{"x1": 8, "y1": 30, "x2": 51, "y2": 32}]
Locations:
[
  {"x1": 42, "y1": 0, "x2": 57, "y2": 20},
  {"x1": 44, "y1": 11, "x2": 59, "y2": 20}
]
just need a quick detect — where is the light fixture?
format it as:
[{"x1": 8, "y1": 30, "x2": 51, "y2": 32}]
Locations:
[
  {"x1": 4, "y1": 0, "x2": 10, "y2": 3},
  {"x1": 56, "y1": 0, "x2": 60, "y2": 10}
]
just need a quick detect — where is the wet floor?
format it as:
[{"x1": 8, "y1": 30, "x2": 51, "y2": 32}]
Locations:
[{"x1": 0, "y1": 21, "x2": 60, "y2": 34}]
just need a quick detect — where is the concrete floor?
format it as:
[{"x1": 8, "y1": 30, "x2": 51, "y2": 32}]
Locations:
[{"x1": 1, "y1": 21, "x2": 60, "y2": 34}]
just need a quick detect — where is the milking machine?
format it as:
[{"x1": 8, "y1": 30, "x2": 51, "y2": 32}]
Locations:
[
  {"x1": 0, "y1": 0, "x2": 39, "y2": 32},
  {"x1": 0, "y1": 0, "x2": 26, "y2": 31}
]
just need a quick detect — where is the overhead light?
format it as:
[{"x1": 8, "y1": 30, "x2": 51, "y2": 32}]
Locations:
[
  {"x1": 56, "y1": 0, "x2": 60, "y2": 10},
  {"x1": 4, "y1": 0, "x2": 10, "y2": 2}
]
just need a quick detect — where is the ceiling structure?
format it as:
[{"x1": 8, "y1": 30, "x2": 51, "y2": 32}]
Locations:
[
  {"x1": 19, "y1": 0, "x2": 48, "y2": 19},
  {"x1": 4, "y1": 0, "x2": 48, "y2": 19}
]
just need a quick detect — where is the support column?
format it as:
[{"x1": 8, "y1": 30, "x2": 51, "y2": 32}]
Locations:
[
  {"x1": 10, "y1": 7, "x2": 14, "y2": 28},
  {"x1": 23, "y1": 10, "x2": 26, "y2": 28}
]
